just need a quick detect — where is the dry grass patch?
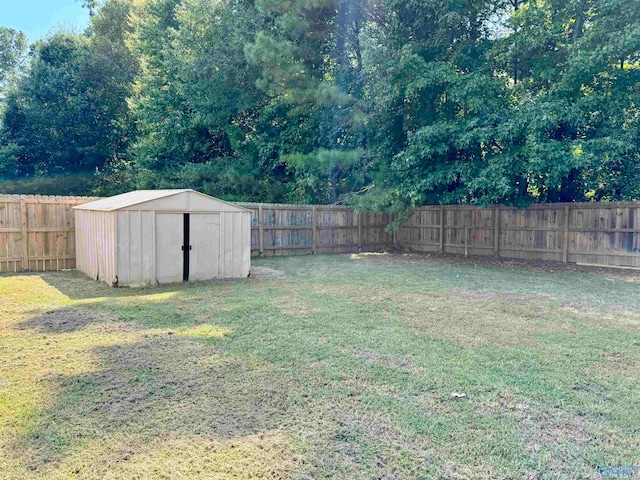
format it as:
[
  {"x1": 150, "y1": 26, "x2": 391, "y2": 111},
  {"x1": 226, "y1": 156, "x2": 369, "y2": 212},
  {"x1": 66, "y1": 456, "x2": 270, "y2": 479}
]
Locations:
[
  {"x1": 316, "y1": 282, "x2": 640, "y2": 350},
  {"x1": 4, "y1": 334, "x2": 296, "y2": 476},
  {"x1": 315, "y1": 284, "x2": 579, "y2": 348},
  {"x1": 178, "y1": 324, "x2": 233, "y2": 339},
  {"x1": 0, "y1": 275, "x2": 297, "y2": 479},
  {"x1": 271, "y1": 291, "x2": 317, "y2": 318},
  {"x1": 398, "y1": 292, "x2": 580, "y2": 348},
  {"x1": 588, "y1": 349, "x2": 640, "y2": 381},
  {"x1": 9, "y1": 431, "x2": 294, "y2": 480},
  {"x1": 250, "y1": 266, "x2": 286, "y2": 280}
]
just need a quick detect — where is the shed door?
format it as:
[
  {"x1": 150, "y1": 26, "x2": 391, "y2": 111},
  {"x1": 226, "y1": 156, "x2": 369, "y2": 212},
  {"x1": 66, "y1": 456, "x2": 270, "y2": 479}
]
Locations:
[
  {"x1": 155, "y1": 213, "x2": 184, "y2": 284},
  {"x1": 189, "y1": 213, "x2": 221, "y2": 281}
]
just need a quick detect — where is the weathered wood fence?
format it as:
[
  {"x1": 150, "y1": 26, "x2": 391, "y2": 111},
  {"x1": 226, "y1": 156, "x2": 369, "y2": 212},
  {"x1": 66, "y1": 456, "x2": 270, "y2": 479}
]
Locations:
[
  {"x1": 237, "y1": 203, "x2": 394, "y2": 257},
  {"x1": 1, "y1": 195, "x2": 639, "y2": 272},
  {"x1": 0, "y1": 195, "x2": 100, "y2": 272},
  {"x1": 399, "y1": 203, "x2": 640, "y2": 268}
]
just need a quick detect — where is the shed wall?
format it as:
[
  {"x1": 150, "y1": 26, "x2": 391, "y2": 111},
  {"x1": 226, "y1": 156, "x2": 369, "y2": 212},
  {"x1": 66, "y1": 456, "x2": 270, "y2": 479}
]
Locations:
[
  {"x1": 75, "y1": 210, "x2": 117, "y2": 285},
  {"x1": 116, "y1": 211, "x2": 156, "y2": 287},
  {"x1": 220, "y1": 211, "x2": 251, "y2": 279}
]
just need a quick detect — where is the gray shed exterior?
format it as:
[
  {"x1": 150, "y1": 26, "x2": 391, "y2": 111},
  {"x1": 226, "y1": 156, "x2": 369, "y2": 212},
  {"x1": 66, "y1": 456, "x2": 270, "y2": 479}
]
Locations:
[{"x1": 74, "y1": 190, "x2": 251, "y2": 286}]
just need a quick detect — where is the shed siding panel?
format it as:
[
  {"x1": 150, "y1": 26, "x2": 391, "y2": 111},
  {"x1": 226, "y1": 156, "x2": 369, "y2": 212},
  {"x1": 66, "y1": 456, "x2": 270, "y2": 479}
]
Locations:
[
  {"x1": 117, "y1": 211, "x2": 130, "y2": 286},
  {"x1": 117, "y1": 211, "x2": 156, "y2": 287},
  {"x1": 241, "y1": 212, "x2": 251, "y2": 277},
  {"x1": 232, "y1": 212, "x2": 241, "y2": 278},
  {"x1": 141, "y1": 212, "x2": 155, "y2": 283},
  {"x1": 75, "y1": 210, "x2": 117, "y2": 285},
  {"x1": 129, "y1": 211, "x2": 142, "y2": 285},
  {"x1": 75, "y1": 210, "x2": 88, "y2": 276},
  {"x1": 217, "y1": 211, "x2": 251, "y2": 279},
  {"x1": 222, "y1": 212, "x2": 230, "y2": 278}
]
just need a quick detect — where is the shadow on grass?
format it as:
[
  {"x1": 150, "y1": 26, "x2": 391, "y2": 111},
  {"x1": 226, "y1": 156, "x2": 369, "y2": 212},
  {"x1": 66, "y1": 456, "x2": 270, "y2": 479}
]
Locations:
[
  {"x1": 19, "y1": 334, "x2": 295, "y2": 470},
  {"x1": 18, "y1": 307, "x2": 99, "y2": 334},
  {"x1": 37, "y1": 270, "x2": 247, "y2": 301}
]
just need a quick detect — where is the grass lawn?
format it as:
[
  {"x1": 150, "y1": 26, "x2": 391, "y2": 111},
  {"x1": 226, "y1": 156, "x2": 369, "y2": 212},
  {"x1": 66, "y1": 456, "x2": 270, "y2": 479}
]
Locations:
[{"x1": 1, "y1": 253, "x2": 640, "y2": 479}]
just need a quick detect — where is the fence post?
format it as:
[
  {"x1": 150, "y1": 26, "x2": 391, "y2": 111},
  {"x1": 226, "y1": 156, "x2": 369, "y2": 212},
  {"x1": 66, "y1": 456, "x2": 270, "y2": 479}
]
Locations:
[
  {"x1": 258, "y1": 204, "x2": 264, "y2": 257},
  {"x1": 392, "y1": 214, "x2": 398, "y2": 247},
  {"x1": 20, "y1": 199, "x2": 28, "y2": 271},
  {"x1": 312, "y1": 206, "x2": 317, "y2": 254},
  {"x1": 465, "y1": 226, "x2": 469, "y2": 258},
  {"x1": 562, "y1": 205, "x2": 570, "y2": 263},
  {"x1": 494, "y1": 206, "x2": 500, "y2": 256},
  {"x1": 439, "y1": 207, "x2": 445, "y2": 253},
  {"x1": 357, "y1": 212, "x2": 363, "y2": 252}
]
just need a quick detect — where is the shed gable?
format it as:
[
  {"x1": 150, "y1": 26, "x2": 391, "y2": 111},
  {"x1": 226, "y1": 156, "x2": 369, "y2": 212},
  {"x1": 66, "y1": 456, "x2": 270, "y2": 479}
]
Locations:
[
  {"x1": 121, "y1": 191, "x2": 249, "y2": 213},
  {"x1": 73, "y1": 190, "x2": 250, "y2": 213}
]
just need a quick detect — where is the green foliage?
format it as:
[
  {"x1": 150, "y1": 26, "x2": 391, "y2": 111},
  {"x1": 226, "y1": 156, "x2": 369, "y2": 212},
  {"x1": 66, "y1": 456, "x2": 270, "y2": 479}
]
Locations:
[
  {"x1": 0, "y1": 27, "x2": 27, "y2": 95},
  {"x1": 0, "y1": 0, "x2": 639, "y2": 205},
  {"x1": 0, "y1": 0, "x2": 137, "y2": 182},
  {"x1": 0, "y1": 173, "x2": 97, "y2": 195}
]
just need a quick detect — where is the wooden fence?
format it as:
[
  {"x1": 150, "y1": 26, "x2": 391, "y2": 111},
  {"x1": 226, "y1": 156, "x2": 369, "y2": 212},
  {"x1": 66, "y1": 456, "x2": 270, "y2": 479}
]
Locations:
[
  {"x1": 0, "y1": 195, "x2": 100, "y2": 272},
  {"x1": 398, "y1": 203, "x2": 640, "y2": 268},
  {"x1": 1, "y1": 195, "x2": 639, "y2": 272},
  {"x1": 237, "y1": 203, "x2": 394, "y2": 257}
]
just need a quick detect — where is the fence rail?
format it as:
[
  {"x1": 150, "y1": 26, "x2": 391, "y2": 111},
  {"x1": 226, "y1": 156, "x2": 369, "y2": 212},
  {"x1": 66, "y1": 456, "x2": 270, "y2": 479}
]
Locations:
[{"x1": 1, "y1": 194, "x2": 639, "y2": 272}]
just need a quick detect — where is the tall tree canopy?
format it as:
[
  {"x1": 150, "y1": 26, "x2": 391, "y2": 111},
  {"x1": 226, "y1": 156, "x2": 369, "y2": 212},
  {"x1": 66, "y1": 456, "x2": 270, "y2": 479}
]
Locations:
[
  {"x1": 1, "y1": 0, "x2": 639, "y2": 206},
  {"x1": 0, "y1": 27, "x2": 27, "y2": 95},
  {"x1": 0, "y1": 0, "x2": 137, "y2": 179}
]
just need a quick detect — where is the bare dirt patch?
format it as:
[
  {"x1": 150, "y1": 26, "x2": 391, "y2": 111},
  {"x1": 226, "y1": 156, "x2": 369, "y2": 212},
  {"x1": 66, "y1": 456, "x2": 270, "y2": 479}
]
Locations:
[
  {"x1": 475, "y1": 392, "x2": 599, "y2": 477},
  {"x1": 453, "y1": 288, "x2": 556, "y2": 304},
  {"x1": 519, "y1": 410, "x2": 595, "y2": 477},
  {"x1": 309, "y1": 267, "x2": 341, "y2": 277},
  {"x1": 587, "y1": 348, "x2": 640, "y2": 381},
  {"x1": 354, "y1": 348, "x2": 412, "y2": 369}
]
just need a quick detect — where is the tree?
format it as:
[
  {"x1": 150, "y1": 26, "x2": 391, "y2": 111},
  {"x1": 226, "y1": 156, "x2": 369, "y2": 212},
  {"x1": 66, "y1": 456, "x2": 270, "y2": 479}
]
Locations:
[
  {"x1": 0, "y1": 28, "x2": 27, "y2": 99},
  {"x1": 0, "y1": 0, "x2": 138, "y2": 178},
  {"x1": 130, "y1": 0, "x2": 277, "y2": 200}
]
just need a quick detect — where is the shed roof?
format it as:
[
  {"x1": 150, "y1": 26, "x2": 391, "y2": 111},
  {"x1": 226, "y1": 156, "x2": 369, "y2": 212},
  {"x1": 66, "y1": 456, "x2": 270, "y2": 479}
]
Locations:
[{"x1": 73, "y1": 189, "x2": 250, "y2": 212}]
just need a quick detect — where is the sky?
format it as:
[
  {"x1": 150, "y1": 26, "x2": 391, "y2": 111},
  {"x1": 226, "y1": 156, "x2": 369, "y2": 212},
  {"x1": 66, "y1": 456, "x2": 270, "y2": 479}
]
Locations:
[{"x1": 2, "y1": 0, "x2": 91, "y2": 43}]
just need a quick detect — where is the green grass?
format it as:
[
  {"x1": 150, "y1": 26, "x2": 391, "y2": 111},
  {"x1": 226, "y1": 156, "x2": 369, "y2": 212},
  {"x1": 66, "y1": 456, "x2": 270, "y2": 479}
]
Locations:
[{"x1": 1, "y1": 253, "x2": 640, "y2": 479}]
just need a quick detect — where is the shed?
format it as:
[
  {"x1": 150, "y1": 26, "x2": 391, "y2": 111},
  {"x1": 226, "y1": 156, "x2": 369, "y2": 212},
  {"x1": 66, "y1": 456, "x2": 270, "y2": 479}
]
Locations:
[{"x1": 73, "y1": 190, "x2": 251, "y2": 286}]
